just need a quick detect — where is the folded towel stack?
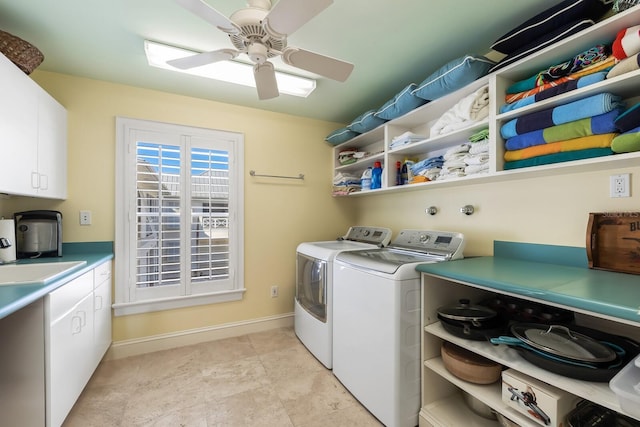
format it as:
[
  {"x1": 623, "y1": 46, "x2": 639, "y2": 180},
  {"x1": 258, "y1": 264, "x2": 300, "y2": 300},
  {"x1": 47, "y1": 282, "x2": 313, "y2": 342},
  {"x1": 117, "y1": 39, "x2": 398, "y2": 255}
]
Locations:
[
  {"x1": 465, "y1": 134, "x2": 491, "y2": 176},
  {"x1": 437, "y1": 144, "x2": 470, "y2": 180},
  {"x1": 501, "y1": 72, "x2": 608, "y2": 113},
  {"x1": 504, "y1": 109, "x2": 622, "y2": 150},
  {"x1": 389, "y1": 131, "x2": 426, "y2": 150},
  {"x1": 410, "y1": 155, "x2": 444, "y2": 182},
  {"x1": 332, "y1": 172, "x2": 361, "y2": 196},
  {"x1": 501, "y1": 95, "x2": 621, "y2": 170},
  {"x1": 610, "y1": 102, "x2": 640, "y2": 153},
  {"x1": 501, "y1": 93, "x2": 623, "y2": 139},
  {"x1": 430, "y1": 85, "x2": 489, "y2": 137}
]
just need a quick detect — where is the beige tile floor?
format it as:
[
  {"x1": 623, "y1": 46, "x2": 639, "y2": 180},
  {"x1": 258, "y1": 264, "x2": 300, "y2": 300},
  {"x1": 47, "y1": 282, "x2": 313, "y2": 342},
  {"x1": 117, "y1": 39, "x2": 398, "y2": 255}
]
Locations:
[{"x1": 63, "y1": 327, "x2": 383, "y2": 427}]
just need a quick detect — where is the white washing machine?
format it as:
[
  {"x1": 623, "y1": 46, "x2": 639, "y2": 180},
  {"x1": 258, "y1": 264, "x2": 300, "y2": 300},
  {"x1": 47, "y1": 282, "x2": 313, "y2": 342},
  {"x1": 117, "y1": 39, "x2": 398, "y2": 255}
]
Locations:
[
  {"x1": 333, "y1": 229, "x2": 465, "y2": 427},
  {"x1": 294, "y1": 226, "x2": 392, "y2": 369}
]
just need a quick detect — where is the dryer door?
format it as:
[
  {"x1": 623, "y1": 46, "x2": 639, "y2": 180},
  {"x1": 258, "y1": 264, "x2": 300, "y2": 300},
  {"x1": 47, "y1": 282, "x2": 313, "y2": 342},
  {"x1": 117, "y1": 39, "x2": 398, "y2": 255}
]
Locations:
[{"x1": 296, "y1": 253, "x2": 327, "y2": 322}]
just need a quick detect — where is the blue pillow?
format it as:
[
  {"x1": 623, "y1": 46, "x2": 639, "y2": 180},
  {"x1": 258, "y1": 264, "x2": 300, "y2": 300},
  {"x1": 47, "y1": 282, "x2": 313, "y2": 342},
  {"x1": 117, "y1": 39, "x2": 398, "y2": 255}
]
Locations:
[
  {"x1": 325, "y1": 127, "x2": 359, "y2": 145},
  {"x1": 374, "y1": 83, "x2": 428, "y2": 120},
  {"x1": 347, "y1": 110, "x2": 387, "y2": 134},
  {"x1": 411, "y1": 55, "x2": 494, "y2": 102}
]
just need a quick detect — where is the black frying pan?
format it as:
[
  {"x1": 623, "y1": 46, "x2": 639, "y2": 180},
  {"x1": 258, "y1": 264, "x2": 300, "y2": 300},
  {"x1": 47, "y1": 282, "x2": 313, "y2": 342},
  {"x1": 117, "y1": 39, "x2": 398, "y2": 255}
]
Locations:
[{"x1": 507, "y1": 325, "x2": 640, "y2": 382}]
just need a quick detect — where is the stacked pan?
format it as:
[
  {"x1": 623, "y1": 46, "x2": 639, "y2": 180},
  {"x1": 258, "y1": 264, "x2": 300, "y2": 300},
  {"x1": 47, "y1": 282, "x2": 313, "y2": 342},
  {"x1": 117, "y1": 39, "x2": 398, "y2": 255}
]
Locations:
[{"x1": 437, "y1": 298, "x2": 640, "y2": 382}]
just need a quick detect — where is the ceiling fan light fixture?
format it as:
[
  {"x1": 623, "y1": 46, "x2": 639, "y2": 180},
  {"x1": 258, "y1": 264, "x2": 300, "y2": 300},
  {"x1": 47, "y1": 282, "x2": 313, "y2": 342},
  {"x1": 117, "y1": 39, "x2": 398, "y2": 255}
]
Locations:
[{"x1": 144, "y1": 40, "x2": 316, "y2": 98}]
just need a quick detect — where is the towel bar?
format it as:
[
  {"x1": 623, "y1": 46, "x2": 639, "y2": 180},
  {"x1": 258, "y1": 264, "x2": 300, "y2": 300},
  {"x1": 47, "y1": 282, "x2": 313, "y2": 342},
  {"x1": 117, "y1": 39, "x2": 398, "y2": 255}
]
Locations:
[{"x1": 249, "y1": 170, "x2": 304, "y2": 180}]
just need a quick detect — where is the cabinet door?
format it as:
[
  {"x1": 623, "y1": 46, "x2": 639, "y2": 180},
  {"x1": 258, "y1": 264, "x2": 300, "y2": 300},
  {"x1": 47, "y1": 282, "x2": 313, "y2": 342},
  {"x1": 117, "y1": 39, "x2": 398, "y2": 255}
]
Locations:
[
  {"x1": 93, "y1": 278, "x2": 111, "y2": 368},
  {"x1": 37, "y1": 91, "x2": 67, "y2": 199},
  {"x1": 0, "y1": 53, "x2": 39, "y2": 196},
  {"x1": 47, "y1": 291, "x2": 94, "y2": 427}
]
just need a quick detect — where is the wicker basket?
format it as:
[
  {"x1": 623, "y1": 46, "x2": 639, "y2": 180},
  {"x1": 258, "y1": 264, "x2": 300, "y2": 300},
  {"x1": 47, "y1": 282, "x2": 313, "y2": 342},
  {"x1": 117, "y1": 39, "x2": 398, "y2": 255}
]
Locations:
[{"x1": 0, "y1": 30, "x2": 44, "y2": 74}]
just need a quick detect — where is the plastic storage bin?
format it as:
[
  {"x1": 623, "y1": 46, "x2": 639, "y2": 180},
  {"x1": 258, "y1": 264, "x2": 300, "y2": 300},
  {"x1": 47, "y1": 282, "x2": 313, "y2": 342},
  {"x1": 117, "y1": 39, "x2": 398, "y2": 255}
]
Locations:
[{"x1": 609, "y1": 354, "x2": 640, "y2": 419}]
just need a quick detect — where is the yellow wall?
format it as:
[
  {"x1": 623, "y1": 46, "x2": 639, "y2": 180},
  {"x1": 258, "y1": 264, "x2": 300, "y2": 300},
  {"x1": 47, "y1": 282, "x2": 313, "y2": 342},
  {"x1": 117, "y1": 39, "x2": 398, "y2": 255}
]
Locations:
[
  {"x1": 2, "y1": 71, "x2": 357, "y2": 341},
  {"x1": 352, "y1": 168, "x2": 640, "y2": 256}
]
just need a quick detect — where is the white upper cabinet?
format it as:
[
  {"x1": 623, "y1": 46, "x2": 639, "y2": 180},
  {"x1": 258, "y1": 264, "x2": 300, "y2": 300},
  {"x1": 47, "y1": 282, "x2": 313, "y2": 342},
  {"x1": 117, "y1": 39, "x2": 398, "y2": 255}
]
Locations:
[
  {"x1": 0, "y1": 53, "x2": 39, "y2": 196},
  {"x1": 37, "y1": 90, "x2": 67, "y2": 199},
  {"x1": 0, "y1": 53, "x2": 67, "y2": 199}
]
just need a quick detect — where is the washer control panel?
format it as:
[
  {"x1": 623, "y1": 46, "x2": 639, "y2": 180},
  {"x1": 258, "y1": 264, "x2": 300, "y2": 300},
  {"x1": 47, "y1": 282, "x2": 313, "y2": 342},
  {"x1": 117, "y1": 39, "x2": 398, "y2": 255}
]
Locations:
[
  {"x1": 391, "y1": 229, "x2": 466, "y2": 260},
  {"x1": 343, "y1": 226, "x2": 392, "y2": 247}
]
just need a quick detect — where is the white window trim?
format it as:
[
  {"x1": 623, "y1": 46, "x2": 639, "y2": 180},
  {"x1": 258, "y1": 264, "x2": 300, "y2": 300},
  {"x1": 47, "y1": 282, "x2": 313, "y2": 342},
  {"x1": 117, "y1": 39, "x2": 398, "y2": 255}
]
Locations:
[{"x1": 114, "y1": 117, "x2": 245, "y2": 316}]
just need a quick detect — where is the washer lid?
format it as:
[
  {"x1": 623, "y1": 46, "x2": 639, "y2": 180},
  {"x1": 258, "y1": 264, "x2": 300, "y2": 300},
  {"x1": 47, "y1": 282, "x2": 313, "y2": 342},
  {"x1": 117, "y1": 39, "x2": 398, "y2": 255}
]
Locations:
[
  {"x1": 335, "y1": 229, "x2": 465, "y2": 274},
  {"x1": 336, "y1": 248, "x2": 442, "y2": 274}
]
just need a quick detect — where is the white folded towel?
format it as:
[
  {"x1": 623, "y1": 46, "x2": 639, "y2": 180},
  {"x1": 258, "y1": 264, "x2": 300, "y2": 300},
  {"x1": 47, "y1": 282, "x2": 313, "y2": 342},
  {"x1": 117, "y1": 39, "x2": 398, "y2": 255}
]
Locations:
[
  {"x1": 444, "y1": 143, "x2": 471, "y2": 160},
  {"x1": 464, "y1": 153, "x2": 490, "y2": 165},
  {"x1": 465, "y1": 163, "x2": 490, "y2": 175},
  {"x1": 469, "y1": 139, "x2": 490, "y2": 154},
  {"x1": 430, "y1": 85, "x2": 490, "y2": 136}
]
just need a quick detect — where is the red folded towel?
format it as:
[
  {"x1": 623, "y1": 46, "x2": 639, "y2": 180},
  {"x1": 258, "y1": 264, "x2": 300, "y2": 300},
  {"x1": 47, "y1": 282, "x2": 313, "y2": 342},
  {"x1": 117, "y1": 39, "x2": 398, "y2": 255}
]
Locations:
[{"x1": 613, "y1": 25, "x2": 640, "y2": 60}]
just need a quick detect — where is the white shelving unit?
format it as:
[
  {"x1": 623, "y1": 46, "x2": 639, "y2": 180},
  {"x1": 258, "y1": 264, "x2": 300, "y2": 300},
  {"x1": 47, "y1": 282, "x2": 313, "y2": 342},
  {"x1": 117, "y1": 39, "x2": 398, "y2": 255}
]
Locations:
[
  {"x1": 332, "y1": 6, "x2": 640, "y2": 196},
  {"x1": 419, "y1": 274, "x2": 640, "y2": 427}
]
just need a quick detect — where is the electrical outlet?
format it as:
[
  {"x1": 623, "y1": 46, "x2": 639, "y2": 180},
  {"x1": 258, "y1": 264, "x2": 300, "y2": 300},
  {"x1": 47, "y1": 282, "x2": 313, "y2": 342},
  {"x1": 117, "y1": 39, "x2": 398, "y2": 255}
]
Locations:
[
  {"x1": 270, "y1": 285, "x2": 279, "y2": 298},
  {"x1": 610, "y1": 174, "x2": 631, "y2": 198},
  {"x1": 79, "y1": 210, "x2": 92, "y2": 225}
]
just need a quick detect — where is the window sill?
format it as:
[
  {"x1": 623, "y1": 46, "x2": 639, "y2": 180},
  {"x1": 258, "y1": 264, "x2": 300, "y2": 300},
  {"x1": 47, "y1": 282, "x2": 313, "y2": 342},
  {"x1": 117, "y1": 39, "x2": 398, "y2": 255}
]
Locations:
[{"x1": 112, "y1": 288, "x2": 246, "y2": 316}]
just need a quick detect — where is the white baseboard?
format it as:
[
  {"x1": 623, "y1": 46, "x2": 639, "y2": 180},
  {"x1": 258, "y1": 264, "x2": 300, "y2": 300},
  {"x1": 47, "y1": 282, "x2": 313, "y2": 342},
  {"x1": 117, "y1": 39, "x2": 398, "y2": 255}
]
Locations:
[{"x1": 104, "y1": 312, "x2": 294, "y2": 360}]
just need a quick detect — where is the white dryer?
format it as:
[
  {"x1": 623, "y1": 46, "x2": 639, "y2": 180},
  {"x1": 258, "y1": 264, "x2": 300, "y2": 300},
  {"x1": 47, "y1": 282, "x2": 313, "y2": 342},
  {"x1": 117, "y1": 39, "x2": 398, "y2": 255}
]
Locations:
[
  {"x1": 294, "y1": 226, "x2": 392, "y2": 369},
  {"x1": 333, "y1": 229, "x2": 465, "y2": 427}
]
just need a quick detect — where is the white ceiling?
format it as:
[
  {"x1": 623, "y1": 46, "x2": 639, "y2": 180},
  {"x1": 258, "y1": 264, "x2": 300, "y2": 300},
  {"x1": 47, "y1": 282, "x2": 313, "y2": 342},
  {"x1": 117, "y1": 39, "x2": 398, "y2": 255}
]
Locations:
[{"x1": 0, "y1": 0, "x2": 563, "y2": 123}]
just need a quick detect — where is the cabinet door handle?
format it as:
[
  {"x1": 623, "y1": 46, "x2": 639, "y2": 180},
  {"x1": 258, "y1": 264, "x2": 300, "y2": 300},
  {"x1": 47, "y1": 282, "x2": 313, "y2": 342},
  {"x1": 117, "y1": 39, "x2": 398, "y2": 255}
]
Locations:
[
  {"x1": 71, "y1": 315, "x2": 82, "y2": 334},
  {"x1": 31, "y1": 172, "x2": 40, "y2": 189},
  {"x1": 95, "y1": 295, "x2": 103, "y2": 311},
  {"x1": 39, "y1": 174, "x2": 48, "y2": 190},
  {"x1": 76, "y1": 310, "x2": 86, "y2": 327}
]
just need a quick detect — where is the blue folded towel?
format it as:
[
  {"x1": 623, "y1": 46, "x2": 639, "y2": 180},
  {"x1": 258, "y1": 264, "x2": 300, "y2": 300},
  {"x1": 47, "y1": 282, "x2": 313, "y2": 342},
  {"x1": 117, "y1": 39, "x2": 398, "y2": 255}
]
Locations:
[
  {"x1": 411, "y1": 156, "x2": 444, "y2": 175},
  {"x1": 500, "y1": 72, "x2": 608, "y2": 114},
  {"x1": 501, "y1": 93, "x2": 623, "y2": 139},
  {"x1": 505, "y1": 109, "x2": 622, "y2": 150}
]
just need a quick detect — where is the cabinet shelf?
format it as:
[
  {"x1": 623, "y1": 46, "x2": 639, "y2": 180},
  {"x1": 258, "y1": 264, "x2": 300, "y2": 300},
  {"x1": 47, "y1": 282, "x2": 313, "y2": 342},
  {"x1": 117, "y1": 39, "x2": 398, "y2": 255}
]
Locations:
[
  {"x1": 334, "y1": 151, "x2": 384, "y2": 173},
  {"x1": 425, "y1": 321, "x2": 624, "y2": 417},
  {"x1": 420, "y1": 389, "x2": 502, "y2": 427},
  {"x1": 389, "y1": 119, "x2": 489, "y2": 156},
  {"x1": 424, "y1": 357, "x2": 537, "y2": 427}
]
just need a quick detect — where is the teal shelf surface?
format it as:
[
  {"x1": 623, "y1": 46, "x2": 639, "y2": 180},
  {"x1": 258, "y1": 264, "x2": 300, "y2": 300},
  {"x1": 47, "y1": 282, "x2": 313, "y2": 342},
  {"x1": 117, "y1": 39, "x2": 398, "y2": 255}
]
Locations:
[{"x1": 416, "y1": 242, "x2": 640, "y2": 325}]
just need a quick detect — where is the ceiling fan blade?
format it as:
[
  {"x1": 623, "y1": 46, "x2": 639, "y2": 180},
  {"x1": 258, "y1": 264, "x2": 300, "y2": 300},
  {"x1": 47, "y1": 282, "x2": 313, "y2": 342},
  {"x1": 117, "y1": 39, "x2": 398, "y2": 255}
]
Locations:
[
  {"x1": 282, "y1": 47, "x2": 354, "y2": 82},
  {"x1": 174, "y1": 0, "x2": 240, "y2": 34},
  {"x1": 262, "y1": 0, "x2": 333, "y2": 38},
  {"x1": 253, "y1": 62, "x2": 279, "y2": 100},
  {"x1": 167, "y1": 49, "x2": 238, "y2": 69}
]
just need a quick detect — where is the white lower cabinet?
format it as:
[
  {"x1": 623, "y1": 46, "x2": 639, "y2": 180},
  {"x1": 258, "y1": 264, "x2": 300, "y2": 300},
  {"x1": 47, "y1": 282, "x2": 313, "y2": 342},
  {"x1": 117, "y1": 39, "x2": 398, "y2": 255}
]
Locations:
[
  {"x1": 93, "y1": 261, "x2": 112, "y2": 367},
  {"x1": 419, "y1": 274, "x2": 640, "y2": 427},
  {"x1": 45, "y1": 260, "x2": 112, "y2": 427}
]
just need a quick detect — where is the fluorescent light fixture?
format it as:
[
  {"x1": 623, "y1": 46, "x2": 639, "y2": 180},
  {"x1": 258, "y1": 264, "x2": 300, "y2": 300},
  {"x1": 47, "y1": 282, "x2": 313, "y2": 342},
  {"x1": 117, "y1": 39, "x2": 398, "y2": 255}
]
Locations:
[{"x1": 144, "y1": 40, "x2": 316, "y2": 98}]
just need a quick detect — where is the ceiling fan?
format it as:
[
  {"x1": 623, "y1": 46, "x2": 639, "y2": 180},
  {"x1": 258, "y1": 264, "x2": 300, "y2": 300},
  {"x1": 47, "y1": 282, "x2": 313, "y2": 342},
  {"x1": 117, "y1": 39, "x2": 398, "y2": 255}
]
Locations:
[{"x1": 169, "y1": 0, "x2": 355, "y2": 100}]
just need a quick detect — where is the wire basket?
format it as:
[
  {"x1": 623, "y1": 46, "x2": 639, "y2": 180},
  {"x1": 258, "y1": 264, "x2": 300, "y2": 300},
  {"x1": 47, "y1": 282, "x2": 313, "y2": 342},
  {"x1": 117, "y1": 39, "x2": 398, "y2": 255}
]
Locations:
[{"x1": 0, "y1": 30, "x2": 44, "y2": 74}]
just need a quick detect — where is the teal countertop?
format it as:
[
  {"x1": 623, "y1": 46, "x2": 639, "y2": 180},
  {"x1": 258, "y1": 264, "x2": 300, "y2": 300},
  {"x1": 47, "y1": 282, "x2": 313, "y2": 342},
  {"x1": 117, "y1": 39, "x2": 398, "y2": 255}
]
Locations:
[
  {"x1": 0, "y1": 242, "x2": 113, "y2": 320},
  {"x1": 416, "y1": 241, "x2": 640, "y2": 325}
]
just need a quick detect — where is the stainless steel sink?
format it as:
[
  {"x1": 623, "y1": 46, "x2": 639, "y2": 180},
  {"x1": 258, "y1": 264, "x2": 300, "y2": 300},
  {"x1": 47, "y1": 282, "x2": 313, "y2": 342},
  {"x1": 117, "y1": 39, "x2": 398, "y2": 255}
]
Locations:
[{"x1": 0, "y1": 261, "x2": 87, "y2": 286}]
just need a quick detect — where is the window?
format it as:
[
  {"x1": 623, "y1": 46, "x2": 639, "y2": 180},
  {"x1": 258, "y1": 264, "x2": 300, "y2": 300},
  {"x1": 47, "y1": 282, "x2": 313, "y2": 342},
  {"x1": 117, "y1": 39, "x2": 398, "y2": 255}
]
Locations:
[{"x1": 114, "y1": 117, "x2": 244, "y2": 316}]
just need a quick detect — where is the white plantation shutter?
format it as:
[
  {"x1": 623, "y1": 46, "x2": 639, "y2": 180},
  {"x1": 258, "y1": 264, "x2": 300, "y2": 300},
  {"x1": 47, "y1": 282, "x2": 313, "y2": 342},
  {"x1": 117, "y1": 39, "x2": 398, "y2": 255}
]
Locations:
[{"x1": 115, "y1": 118, "x2": 245, "y2": 315}]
